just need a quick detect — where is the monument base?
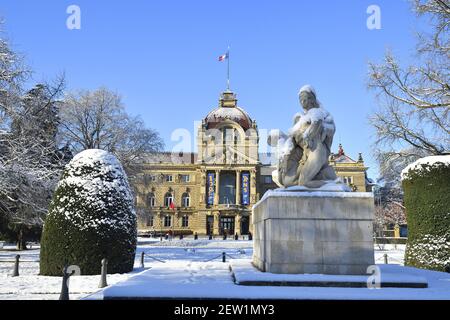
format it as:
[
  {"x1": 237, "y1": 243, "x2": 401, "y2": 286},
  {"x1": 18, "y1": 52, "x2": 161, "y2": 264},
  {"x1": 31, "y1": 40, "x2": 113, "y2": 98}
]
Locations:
[
  {"x1": 252, "y1": 190, "x2": 375, "y2": 275},
  {"x1": 231, "y1": 261, "x2": 428, "y2": 288}
]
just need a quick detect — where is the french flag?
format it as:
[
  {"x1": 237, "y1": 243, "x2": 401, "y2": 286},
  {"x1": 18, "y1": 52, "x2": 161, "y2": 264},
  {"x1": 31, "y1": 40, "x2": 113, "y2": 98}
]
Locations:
[{"x1": 218, "y1": 52, "x2": 228, "y2": 61}]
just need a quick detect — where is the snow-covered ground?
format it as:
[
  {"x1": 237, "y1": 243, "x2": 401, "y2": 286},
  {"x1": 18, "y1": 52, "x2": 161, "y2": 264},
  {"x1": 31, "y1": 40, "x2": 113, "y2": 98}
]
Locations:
[
  {"x1": 0, "y1": 237, "x2": 438, "y2": 300},
  {"x1": 99, "y1": 261, "x2": 450, "y2": 300}
]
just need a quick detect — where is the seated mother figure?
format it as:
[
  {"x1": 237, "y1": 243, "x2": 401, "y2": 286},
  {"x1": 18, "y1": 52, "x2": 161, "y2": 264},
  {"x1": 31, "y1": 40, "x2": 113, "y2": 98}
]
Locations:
[{"x1": 271, "y1": 85, "x2": 337, "y2": 188}]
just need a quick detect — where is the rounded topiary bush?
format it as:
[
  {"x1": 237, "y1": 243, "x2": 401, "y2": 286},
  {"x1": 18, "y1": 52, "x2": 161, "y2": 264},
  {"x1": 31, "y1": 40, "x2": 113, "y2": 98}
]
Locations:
[
  {"x1": 402, "y1": 155, "x2": 450, "y2": 272},
  {"x1": 40, "y1": 149, "x2": 137, "y2": 276}
]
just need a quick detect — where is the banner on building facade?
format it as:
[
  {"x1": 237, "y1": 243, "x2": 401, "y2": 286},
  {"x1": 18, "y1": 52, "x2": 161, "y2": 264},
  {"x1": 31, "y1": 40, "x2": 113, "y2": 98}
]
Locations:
[
  {"x1": 241, "y1": 172, "x2": 250, "y2": 205},
  {"x1": 206, "y1": 172, "x2": 215, "y2": 205}
]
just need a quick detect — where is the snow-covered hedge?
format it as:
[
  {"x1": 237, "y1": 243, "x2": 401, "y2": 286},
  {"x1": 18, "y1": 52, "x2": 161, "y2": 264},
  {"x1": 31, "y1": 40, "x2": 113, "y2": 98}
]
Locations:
[
  {"x1": 402, "y1": 155, "x2": 450, "y2": 272},
  {"x1": 40, "y1": 149, "x2": 137, "y2": 276},
  {"x1": 401, "y1": 155, "x2": 450, "y2": 181}
]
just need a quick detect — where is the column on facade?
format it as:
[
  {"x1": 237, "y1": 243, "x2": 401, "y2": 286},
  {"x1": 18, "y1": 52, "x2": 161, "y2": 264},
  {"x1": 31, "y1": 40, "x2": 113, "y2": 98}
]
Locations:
[
  {"x1": 250, "y1": 169, "x2": 257, "y2": 203},
  {"x1": 235, "y1": 170, "x2": 241, "y2": 205},
  {"x1": 214, "y1": 170, "x2": 220, "y2": 205},
  {"x1": 199, "y1": 169, "x2": 206, "y2": 204},
  {"x1": 235, "y1": 214, "x2": 241, "y2": 236},
  {"x1": 213, "y1": 211, "x2": 220, "y2": 235}
]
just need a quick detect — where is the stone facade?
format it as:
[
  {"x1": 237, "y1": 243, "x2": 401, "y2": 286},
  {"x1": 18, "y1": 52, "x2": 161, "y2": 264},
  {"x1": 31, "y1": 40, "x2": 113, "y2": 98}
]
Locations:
[
  {"x1": 133, "y1": 90, "x2": 372, "y2": 236},
  {"x1": 252, "y1": 190, "x2": 375, "y2": 275}
]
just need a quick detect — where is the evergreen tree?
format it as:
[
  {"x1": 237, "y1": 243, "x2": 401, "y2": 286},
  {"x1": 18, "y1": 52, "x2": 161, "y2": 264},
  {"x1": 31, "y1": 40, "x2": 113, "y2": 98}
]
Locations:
[{"x1": 40, "y1": 149, "x2": 137, "y2": 276}]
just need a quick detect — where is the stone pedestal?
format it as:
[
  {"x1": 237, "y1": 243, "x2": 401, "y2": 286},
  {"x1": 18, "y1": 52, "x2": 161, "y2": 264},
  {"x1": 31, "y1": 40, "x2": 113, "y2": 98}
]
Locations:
[{"x1": 252, "y1": 190, "x2": 375, "y2": 275}]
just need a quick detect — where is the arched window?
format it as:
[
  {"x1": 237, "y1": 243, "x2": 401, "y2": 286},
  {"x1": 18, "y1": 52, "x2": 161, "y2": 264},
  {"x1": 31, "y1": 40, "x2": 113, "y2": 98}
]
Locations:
[
  {"x1": 147, "y1": 192, "x2": 156, "y2": 208},
  {"x1": 164, "y1": 192, "x2": 174, "y2": 207},
  {"x1": 222, "y1": 126, "x2": 234, "y2": 144},
  {"x1": 182, "y1": 192, "x2": 190, "y2": 207},
  {"x1": 234, "y1": 128, "x2": 242, "y2": 144},
  {"x1": 219, "y1": 172, "x2": 236, "y2": 204}
]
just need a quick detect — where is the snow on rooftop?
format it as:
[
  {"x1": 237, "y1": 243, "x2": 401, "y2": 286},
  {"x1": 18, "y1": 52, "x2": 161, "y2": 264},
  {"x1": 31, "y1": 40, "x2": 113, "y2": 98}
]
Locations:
[{"x1": 401, "y1": 155, "x2": 450, "y2": 180}]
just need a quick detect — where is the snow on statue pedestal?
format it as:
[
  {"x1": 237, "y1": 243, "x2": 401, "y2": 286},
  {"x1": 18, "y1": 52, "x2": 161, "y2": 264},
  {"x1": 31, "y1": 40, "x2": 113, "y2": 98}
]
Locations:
[
  {"x1": 40, "y1": 149, "x2": 137, "y2": 276},
  {"x1": 254, "y1": 86, "x2": 375, "y2": 275}
]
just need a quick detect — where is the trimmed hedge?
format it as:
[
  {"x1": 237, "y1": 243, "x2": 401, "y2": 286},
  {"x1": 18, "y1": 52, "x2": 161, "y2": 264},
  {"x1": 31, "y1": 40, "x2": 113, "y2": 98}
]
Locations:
[
  {"x1": 40, "y1": 150, "x2": 137, "y2": 276},
  {"x1": 403, "y1": 160, "x2": 450, "y2": 272}
]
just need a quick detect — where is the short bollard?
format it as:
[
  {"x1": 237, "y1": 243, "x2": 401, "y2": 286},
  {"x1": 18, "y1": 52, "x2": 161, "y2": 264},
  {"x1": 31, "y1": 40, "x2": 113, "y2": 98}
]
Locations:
[
  {"x1": 234, "y1": 233, "x2": 239, "y2": 241},
  {"x1": 98, "y1": 258, "x2": 108, "y2": 288},
  {"x1": 194, "y1": 232, "x2": 198, "y2": 240},
  {"x1": 445, "y1": 264, "x2": 450, "y2": 274},
  {"x1": 222, "y1": 252, "x2": 226, "y2": 263},
  {"x1": 12, "y1": 255, "x2": 20, "y2": 277},
  {"x1": 59, "y1": 266, "x2": 75, "y2": 300},
  {"x1": 384, "y1": 254, "x2": 388, "y2": 264},
  {"x1": 140, "y1": 252, "x2": 145, "y2": 268},
  {"x1": 208, "y1": 234, "x2": 213, "y2": 240}
]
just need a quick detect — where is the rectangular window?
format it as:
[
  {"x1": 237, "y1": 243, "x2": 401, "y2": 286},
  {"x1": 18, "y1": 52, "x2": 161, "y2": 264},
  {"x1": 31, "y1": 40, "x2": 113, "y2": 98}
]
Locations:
[
  {"x1": 182, "y1": 215, "x2": 189, "y2": 228},
  {"x1": 181, "y1": 174, "x2": 190, "y2": 183},
  {"x1": 263, "y1": 176, "x2": 273, "y2": 184},
  {"x1": 164, "y1": 215, "x2": 172, "y2": 227},
  {"x1": 149, "y1": 197, "x2": 156, "y2": 208},
  {"x1": 343, "y1": 176, "x2": 353, "y2": 185},
  {"x1": 146, "y1": 215, "x2": 154, "y2": 227},
  {"x1": 165, "y1": 175, "x2": 173, "y2": 182}
]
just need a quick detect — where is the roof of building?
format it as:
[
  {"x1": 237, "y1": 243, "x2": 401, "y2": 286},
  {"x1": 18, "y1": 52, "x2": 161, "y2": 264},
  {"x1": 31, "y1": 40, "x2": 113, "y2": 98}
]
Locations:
[
  {"x1": 204, "y1": 91, "x2": 253, "y2": 130},
  {"x1": 141, "y1": 152, "x2": 197, "y2": 164},
  {"x1": 329, "y1": 144, "x2": 361, "y2": 164}
]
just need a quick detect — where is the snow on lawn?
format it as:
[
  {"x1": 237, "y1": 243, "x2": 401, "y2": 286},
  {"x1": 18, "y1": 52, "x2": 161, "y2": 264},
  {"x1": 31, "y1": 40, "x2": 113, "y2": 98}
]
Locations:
[
  {"x1": 0, "y1": 238, "x2": 425, "y2": 300},
  {"x1": 0, "y1": 238, "x2": 252, "y2": 300},
  {"x1": 0, "y1": 245, "x2": 131, "y2": 300}
]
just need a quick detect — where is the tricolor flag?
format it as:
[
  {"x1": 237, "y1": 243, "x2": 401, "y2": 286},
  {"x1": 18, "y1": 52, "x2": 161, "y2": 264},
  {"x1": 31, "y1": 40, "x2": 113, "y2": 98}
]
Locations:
[
  {"x1": 169, "y1": 200, "x2": 175, "y2": 210},
  {"x1": 218, "y1": 52, "x2": 228, "y2": 61}
]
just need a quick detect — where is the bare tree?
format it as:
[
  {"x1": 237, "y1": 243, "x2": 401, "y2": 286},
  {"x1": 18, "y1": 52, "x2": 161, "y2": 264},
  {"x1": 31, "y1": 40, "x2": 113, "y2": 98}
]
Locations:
[
  {"x1": 58, "y1": 88, "x2": 164, "y2": 173},
  {"x1": 368, "y1": 0, "x2": 449, "y2": 165},
  {"x1": 0, "y1": 21, "x2": 67, "y2": 249},
  {"x1": 374, "y1": 202, "x2": 407, "y2": 237}
]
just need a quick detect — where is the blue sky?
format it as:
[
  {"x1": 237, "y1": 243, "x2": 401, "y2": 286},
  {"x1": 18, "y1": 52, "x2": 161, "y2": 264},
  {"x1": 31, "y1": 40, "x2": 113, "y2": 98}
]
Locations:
[{"x1": 0, "y1": 0, "x2": 425, "y2": 178}]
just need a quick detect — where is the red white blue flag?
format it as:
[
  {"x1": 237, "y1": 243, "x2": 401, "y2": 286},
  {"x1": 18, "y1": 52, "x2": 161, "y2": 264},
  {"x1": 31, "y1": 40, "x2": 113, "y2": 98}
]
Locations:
[{"x1": 218, "y1": 52, "x2": 228, "y2": 61}]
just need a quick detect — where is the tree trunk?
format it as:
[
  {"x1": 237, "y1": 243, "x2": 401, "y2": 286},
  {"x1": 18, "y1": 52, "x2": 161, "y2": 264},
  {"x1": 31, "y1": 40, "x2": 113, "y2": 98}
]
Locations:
[{"x1": 16, "y1": 229, "x2": 27, "y2": 251}]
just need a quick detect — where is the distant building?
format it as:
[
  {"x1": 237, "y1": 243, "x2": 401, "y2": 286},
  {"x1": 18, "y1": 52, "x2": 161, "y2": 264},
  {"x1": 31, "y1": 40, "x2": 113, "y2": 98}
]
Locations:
[
  {"x1": 133, "y1": 90, "x2": 372, "y2": 236},
  {"x1": 329, "y1": 144, "x2": 374, "y2": 192}
]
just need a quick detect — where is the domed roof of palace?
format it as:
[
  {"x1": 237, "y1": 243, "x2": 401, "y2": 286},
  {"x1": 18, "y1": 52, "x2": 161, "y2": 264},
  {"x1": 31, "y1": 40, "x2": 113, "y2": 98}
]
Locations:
[{"x1": 204, "y1": 90, "x2": 253, "y2": 130}]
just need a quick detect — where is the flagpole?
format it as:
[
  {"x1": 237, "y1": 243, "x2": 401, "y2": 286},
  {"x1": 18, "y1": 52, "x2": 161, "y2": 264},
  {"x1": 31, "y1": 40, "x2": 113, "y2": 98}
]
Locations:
[{"x1": 227, "y1": 46, "x2": 230, "y2": 90}]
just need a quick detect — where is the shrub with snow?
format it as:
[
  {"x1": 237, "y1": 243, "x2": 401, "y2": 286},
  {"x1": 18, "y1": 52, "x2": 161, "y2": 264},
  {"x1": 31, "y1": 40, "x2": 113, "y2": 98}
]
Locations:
[
  {"x1": 406, "y1": 234, "x2": 450, "y2": 270},
  {"x1": 402, "y1": 155, "x2": 450, "y2": 272},
  {"x1": 40, "y1": 149, "x2": 137, "y2": 276}
]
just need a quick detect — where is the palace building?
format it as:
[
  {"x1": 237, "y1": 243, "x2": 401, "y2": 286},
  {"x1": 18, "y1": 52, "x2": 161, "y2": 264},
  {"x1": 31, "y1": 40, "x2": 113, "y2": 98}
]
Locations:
[{"x1": 133, "y1": 90, "x2": 372, "y2": 236}]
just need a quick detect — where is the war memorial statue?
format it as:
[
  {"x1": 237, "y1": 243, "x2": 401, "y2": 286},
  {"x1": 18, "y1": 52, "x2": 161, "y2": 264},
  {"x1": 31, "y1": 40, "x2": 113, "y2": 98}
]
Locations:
[{"x1": 253, "y1": 85, "x2": 375, "y2": 275}]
